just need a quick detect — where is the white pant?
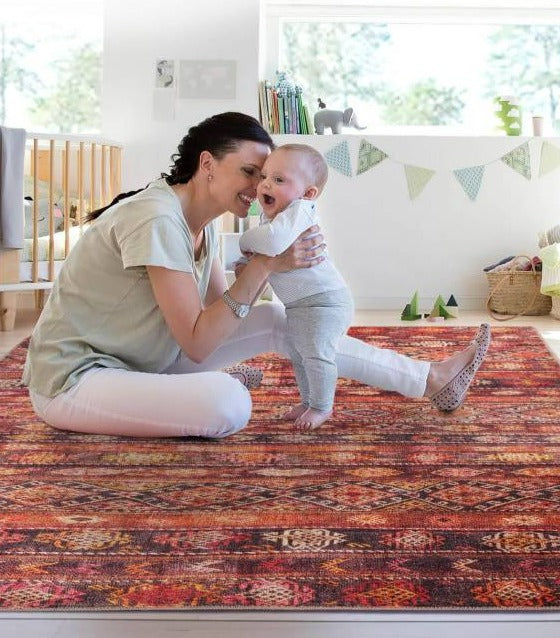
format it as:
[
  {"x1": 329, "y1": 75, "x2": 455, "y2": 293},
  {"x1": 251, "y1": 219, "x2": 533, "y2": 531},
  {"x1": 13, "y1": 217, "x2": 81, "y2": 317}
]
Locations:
[{"x1": 30, "y1": 303, "x2": 429, "y2": 438}]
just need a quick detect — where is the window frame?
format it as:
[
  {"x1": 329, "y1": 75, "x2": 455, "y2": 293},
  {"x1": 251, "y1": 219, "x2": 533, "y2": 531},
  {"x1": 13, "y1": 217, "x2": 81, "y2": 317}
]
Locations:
[{"x1": 260, "y1": 1, "x2": 560, "y2": 133}]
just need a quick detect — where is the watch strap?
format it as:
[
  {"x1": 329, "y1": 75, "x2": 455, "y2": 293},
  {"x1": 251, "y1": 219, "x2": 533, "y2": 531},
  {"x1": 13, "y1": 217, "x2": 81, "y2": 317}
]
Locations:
[{"x1": 222, "y1": 289, "x2": 251, "y2": 318}]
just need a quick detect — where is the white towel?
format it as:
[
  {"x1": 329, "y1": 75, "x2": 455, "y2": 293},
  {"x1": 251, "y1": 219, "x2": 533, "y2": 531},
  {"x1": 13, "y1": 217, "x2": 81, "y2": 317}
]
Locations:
[{"x1": 0, "y1": 126, "x2": 26, "y2": 248}]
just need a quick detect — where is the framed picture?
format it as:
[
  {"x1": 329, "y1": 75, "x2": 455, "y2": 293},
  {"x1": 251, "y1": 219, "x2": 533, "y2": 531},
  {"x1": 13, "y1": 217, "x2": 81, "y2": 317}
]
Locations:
[{"x1": 178, "y1": 60, "x2": 236, "y2": 99}]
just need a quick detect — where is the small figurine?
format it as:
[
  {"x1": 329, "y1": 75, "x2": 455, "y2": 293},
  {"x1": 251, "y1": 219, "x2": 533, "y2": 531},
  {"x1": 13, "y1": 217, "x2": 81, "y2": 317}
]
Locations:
[
  {"x1": 445, "y1": 295, "x2": 459, "y2": 317},
  {"x1": 428, "y1": 295, "x2": 456, "y2": 319},
  {"x1": 314, "y1": 106, "x2": 366, "y2": 134},
  {"x1": 401, "y1": 291, "x2": 422, "y2": 321}
]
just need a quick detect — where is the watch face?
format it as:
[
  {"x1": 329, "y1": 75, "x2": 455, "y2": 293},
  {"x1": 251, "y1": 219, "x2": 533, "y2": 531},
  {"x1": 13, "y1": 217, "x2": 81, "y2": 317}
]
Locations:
[{"x1": 223, "y1": 291, "x2": 250, "y2": 318}]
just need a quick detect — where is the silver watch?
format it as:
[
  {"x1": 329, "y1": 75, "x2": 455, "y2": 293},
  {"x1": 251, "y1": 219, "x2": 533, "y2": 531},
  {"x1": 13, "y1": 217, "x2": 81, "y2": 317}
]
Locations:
[{"x1": 222, "y1": 289, "x2": 251, "y2": 318}]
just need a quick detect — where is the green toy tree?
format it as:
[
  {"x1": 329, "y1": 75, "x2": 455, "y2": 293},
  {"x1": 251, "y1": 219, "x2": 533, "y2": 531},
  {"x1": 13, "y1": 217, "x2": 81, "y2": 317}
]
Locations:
[
  {"x1": 401, "y1": 291, "x2": 422, "y2": 321},
  {"x1": 494, "y1": 96, "x2": 522, "y2": 136}
]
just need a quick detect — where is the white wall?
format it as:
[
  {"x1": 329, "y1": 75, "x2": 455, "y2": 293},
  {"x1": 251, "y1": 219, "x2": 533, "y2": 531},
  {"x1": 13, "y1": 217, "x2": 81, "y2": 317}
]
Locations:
[
  {"x1": 280, "y1": 133, "x2": 560, "y2": 310},
  {"x1": 103, "y1": 0, "x2": 260, "y2": 188},
  {"x1": 102, "y1": 2, "x2": 560, "y2": 310}
]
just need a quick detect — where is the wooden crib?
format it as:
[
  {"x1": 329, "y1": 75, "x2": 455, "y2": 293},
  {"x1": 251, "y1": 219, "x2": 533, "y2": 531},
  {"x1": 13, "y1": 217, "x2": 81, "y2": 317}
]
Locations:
[{"x1": 0, "y1": 133, "x2": 123, "y2": 331}]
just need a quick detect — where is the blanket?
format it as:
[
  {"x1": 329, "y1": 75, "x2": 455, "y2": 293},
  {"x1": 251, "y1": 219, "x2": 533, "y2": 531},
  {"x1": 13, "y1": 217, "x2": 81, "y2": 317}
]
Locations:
[{"x1": 0, "y1": 126, "x2": 26, "y2": 249}]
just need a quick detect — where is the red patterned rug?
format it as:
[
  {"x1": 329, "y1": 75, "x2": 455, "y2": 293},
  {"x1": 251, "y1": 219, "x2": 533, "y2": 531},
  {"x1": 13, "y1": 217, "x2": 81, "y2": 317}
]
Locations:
[{"x1": 1, "y1": 326, "x2": 560, "y2": 611}]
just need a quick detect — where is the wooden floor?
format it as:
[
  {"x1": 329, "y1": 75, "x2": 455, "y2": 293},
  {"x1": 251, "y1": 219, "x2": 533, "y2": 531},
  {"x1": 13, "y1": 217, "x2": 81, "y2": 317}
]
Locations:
[
  {"x1": 0, "y1": 303, "x2": 42, "y2": 359},
  {"x1": 4, "y1": 293, "x2": 560, "y2": 360},
  {"x1": 2, "y1": 294, "x2": 560, "y2": 637}
]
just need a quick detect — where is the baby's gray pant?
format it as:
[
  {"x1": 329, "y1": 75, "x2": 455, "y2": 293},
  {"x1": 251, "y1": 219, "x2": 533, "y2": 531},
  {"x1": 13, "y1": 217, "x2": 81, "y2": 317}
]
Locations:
[{"x1": 285, "y1": 288, "x2": 354, "y2": 412}]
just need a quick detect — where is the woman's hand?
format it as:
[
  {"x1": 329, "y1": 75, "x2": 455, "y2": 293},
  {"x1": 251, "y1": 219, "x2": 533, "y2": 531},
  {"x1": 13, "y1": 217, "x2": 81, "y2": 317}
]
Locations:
[
  {"x1": 270, "y1": 225, "x2": 325, "y2": 273},
  {"x1": 233, "y1": 256, "x2": 250, "y2": 279}
]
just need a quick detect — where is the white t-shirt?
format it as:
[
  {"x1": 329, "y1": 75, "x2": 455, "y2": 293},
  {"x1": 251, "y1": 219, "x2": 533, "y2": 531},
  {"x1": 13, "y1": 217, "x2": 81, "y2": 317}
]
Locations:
[
  {"x1": 23, "y1": 179, "x2": 218, "y2": 397},
  {"x1": 239, "y1": 198, "x2": 347, "y2": 304}
]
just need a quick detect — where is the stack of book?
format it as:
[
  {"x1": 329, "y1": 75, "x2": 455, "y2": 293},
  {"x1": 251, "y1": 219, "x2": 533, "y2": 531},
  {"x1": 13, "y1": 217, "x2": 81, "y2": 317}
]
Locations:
[{"x1": 258, "y1": 80, "x2": 313, "y2": 134}]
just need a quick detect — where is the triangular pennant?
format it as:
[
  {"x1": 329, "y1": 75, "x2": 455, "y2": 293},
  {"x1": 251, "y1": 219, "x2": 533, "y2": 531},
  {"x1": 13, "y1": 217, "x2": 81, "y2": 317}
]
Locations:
[
  {"x1": 453, "y1": 165, "x2": 485, "y2": 201},
  {"x1": 539, "y1": 141, "x2": 560, "y2": 177},
  {"x1": 324, "y1": 140, "x2": 352, "y2": 177},
  {"x1": 404, "y1": 165, "x2": 435, "y2": 200},
  {"x1": 357, "y1": 139, "x2": 387, "y2": 175},
  {"x1": 501, "y1": 142, "x2": 531, "y2": 180}
]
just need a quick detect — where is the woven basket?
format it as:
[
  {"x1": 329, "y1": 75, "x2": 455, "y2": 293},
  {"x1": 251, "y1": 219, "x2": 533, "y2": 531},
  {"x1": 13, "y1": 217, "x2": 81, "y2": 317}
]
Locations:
[{"x1": 486, "y1": 255, "x2": 552, "y2": 321}]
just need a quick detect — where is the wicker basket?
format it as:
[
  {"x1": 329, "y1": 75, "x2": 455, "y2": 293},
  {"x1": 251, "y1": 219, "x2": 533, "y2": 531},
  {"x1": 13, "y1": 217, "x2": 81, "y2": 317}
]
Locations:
[{"x1": 486, "y1": 255, "x2": 552, "y2": 321}]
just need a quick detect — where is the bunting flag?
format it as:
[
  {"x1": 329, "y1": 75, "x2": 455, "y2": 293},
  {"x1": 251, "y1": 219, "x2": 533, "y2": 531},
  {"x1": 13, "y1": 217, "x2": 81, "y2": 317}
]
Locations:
[
  {"x1": 404, "y1": 165, "x2": 435, "y2": 200},
  {"x1": 500, "y1": 142, "x2": 531, "y2": 180},
  {"x1": 357, "y1": 139, "x2": 388, "y2": 175},
  {"x1": 453, "y1": 165, "x2": 485, "y2": 201},
  {"x1": 539, "y1": 141, "x2": 560, "y2": 177},
  {"x1": 317, "y1": 139, "x2": 541, "y2": 202},
  {"x1": 324, "y1": 140, "x2": 352, "y2": 177}
]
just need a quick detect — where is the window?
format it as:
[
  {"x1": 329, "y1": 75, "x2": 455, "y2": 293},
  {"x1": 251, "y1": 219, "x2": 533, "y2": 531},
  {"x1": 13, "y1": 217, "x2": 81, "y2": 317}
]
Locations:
[
  {"x1": 262, "y1": 1, "x2": 560, "y2": 134},
  {"x1": 0, "y1": 0, "x2": 102, "y2": 134}
]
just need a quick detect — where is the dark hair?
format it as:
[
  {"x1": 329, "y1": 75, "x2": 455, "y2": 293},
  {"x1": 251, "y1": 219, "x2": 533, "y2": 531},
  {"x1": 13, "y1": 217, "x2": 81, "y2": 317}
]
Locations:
[
  {"x1": 163, "y1": 111, "x2": 273, "y2": 185},
  {"x1": 86, "y1": 112, "x2": 273, "y2": 222}
]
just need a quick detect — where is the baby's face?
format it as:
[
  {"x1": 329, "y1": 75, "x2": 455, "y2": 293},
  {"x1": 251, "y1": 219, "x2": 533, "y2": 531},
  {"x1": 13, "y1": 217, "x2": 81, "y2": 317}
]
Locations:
[{"x1": 257, "y1": 149, "x2": 311, "y2": 218}]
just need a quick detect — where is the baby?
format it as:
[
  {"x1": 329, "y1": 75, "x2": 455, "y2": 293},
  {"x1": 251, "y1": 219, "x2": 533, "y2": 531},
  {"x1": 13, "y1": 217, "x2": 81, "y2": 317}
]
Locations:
[{"x1": 240, "y1": 144, "x2": 353, "y2": 429}]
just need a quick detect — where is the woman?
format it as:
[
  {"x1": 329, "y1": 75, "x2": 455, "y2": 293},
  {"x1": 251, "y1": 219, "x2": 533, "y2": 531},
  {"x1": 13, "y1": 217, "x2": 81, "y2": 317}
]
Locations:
[{"x1": 23, "y1": 112, "x2": 490, "y2": 438}]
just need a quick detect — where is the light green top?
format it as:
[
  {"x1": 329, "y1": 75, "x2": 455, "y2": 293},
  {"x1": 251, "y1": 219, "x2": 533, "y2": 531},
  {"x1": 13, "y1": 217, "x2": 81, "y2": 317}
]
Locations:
[{"x1": 22, "y1": 178, "x2": 218, "y2": 397}]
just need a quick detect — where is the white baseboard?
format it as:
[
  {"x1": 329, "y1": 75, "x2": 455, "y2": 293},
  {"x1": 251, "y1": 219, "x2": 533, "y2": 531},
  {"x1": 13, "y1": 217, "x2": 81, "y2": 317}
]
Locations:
[
  {"x1": 1, "y1": 611, "x2": 559, "y2": 638},
  {"x1": 353, "y1": 296, "x2": 486, "y2": 311}
]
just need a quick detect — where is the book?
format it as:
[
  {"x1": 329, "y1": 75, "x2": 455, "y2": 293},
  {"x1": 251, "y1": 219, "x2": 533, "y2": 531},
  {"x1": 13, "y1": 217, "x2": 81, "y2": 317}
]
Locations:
[{"x1": 257, "y1": 73, "x2": 312, "y2": 135}]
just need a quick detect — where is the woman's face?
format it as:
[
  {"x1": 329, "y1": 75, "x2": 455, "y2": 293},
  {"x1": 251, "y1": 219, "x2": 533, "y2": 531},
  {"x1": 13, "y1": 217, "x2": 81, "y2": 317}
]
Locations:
[{"x1": 212, "y1": 141, "x2": 271, "y2": 218}]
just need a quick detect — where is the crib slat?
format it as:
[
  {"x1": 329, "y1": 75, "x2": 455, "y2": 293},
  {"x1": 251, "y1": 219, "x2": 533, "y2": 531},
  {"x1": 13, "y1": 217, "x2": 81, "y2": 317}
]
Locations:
[
  {"x1": 48, "y1": 138, "x2": 55, "y2": 281},
  {"x1": 90, "y1": 142, "x2": 96, "y2": 214},
  {"x1": 78, "y1": 141, "x2": 84, "y2": 226},
  {"x1": 101, "y1": 145, "x2": 108, "y2": 206},
  {"x1": 110, "y1": 146, "x2": 122, "y2": 202},
  {"x1": 32, "y1": 138, "x2": 39, "y2": 284},
  {"x1": 64, "y1": 140, "x2": 70, "y2": 257}
]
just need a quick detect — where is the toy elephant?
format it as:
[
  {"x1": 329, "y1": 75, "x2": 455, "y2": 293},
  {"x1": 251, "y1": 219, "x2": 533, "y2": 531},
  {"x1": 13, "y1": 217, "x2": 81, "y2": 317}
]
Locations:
[{"x1": 314, "y1": 107, "x2": 366, "y2": 134}]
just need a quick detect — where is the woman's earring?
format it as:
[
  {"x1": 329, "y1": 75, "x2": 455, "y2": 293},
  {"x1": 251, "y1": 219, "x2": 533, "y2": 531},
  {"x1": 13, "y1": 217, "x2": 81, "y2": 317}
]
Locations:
[{"x1": 208, "y1": 174, "x2": 213, "y2": 182}]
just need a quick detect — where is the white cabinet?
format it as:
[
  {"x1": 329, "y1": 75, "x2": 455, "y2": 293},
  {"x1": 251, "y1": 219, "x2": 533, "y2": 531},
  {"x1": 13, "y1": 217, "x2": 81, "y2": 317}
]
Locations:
[
  {"x1": 218, "y1": 215, "x2": 274, "y2": 300},
  {"x1": 220, "y1": 232, "x2": 243, "y2": 286}
]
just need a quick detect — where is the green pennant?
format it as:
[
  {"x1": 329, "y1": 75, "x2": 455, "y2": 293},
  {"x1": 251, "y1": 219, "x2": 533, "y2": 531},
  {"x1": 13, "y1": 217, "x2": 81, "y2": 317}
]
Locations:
[
  {"x1": 453, "y1": 165, "x2": 485, "y2": 201},
  {"x1": 404, "y1": 165, "x2": 435, "y2": 200},
  {"x1": 501, "y1": 143, "x2": 531, "y2": 180},
  {"x1": 357, "y1": 139, "x2": 387, "y2": 175},
  {"x1": 324, "y1": 140, "x2": 352, "y2": 177},
  {"x1": 539, "y1": 141, "x2": 560, "y2": 177}
]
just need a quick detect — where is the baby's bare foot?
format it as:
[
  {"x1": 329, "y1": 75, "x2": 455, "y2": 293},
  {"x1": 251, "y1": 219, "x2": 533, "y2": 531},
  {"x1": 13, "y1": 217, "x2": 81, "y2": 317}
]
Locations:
[
  {"x1": 283, "y1": 403, "x2": 309, "y2": 420},
  {"x1": 295, "y1": 408, "x2": 332, "y2": 430}
]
